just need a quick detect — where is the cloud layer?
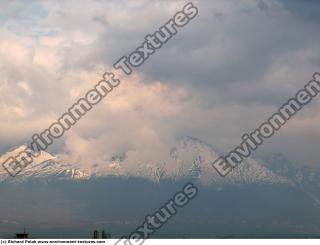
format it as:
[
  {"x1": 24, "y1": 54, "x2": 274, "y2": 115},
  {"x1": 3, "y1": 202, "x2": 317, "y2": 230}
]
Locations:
[{"x1": 0, "y1": 0, "x2": 320, "y2": 170}]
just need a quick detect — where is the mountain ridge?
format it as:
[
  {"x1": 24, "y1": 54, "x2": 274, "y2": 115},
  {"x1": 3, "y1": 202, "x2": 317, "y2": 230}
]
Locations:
[{"x1": 0, "y1": 137, "x2": 305, "y2": 186}]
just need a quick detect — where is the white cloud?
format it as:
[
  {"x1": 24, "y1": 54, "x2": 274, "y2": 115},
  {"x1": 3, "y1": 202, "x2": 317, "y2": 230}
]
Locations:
[{"x1": 0, "y1": 0, "x2": 320, "y2": 169}]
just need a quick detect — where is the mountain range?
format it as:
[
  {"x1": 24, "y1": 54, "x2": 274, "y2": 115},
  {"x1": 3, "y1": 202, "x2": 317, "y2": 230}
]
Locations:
[
  {"x1": 1, "y1": 137, "x2": 320, "y2": 238},
  {"x1": 0, "y1": 137, "x2": 306, "y2": 185}
]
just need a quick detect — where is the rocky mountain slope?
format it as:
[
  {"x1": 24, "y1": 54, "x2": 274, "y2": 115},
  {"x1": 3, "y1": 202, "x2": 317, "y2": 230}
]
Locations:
[{"x1": 0, "y1": 137, "x2": 306, "y2": 186}]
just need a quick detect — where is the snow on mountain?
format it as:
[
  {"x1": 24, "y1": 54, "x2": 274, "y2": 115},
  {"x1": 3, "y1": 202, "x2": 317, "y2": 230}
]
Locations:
[
  {"x1": 258, "y1": 153, "x2": 320, "y2": 188},
  {"x1": 83, "y1": 136, "x2": 292, "y2": 185},
  {"x1": 163, "y1": 137, "x2": 292, "y2": 185},
  {"x1": 0, "y1": 137, "x2": 296, "y2": 185},
  {"x1": 0, "y1": 145, "x2": 89, "y2": 183}
]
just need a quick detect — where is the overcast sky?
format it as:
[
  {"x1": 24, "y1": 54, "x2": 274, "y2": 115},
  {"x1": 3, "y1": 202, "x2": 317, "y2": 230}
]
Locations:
[{"x1": 0, "y1": 0, "x2": 320, "y2": 170}]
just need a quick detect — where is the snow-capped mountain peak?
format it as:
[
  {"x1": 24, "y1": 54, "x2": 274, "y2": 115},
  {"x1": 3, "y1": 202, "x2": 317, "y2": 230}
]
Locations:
[
  {"x1": 80, "y1": 137, "x2": 293, "y2": 185},
  {"x1": 0, "y1": 145, "x2": 89, "y2": 183},
  {"x1": 1, "y1": 138, "x2": 313, "y2": 187}
]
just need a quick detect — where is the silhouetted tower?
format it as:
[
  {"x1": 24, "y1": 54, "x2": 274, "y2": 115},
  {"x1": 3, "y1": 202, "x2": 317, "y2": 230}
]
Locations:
[
  {"x1": 15, "y1": 227, "x2": 29, "y2": 239},
  {"x1": 101, "y1": 230, "x2": 111, "y2": 239},
  {"x1": 93, "y1": 230, "x2": 99, "y2": 239}
]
